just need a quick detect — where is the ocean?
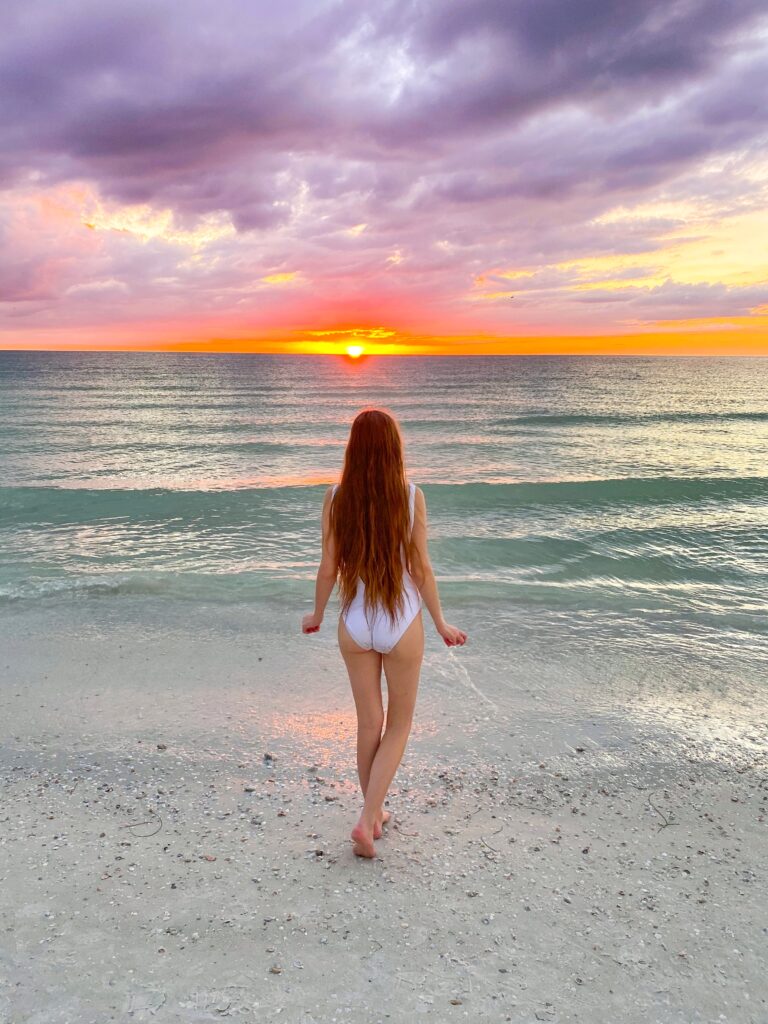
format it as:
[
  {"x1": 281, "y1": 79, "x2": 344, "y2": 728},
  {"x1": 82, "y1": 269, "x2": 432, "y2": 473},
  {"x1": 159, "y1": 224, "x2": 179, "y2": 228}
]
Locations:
[{"x1": 1, "y1": 352, "x2": 767, "y2": 695}]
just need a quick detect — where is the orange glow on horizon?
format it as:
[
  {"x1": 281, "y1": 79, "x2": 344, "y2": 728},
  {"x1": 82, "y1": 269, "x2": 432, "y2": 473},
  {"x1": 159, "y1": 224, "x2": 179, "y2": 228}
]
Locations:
[{"x1": 2, "y1": 320, "x2": 768, "y2": 355}]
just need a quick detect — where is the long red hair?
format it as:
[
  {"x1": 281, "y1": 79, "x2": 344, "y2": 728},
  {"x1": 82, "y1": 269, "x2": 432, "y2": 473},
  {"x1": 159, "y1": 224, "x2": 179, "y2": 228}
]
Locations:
[{"x1": 330, "y1": 408, "x2": 412, "y2": 627}]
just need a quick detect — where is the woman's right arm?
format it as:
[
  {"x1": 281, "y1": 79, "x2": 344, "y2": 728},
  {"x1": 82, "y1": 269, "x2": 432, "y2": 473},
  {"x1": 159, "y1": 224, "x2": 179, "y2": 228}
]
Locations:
[{"x1": 409, "y1": 487, "x2": 467, "y2": 647}]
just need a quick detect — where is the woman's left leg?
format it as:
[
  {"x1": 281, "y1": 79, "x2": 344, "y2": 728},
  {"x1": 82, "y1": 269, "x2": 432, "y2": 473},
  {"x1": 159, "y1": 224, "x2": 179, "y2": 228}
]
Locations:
[
  {"x1": 338, "y1": 616, "x2": 386, "y2": 818},
  {"x1": 351, "y1": 611, "x2": 423, "y2": 857}
]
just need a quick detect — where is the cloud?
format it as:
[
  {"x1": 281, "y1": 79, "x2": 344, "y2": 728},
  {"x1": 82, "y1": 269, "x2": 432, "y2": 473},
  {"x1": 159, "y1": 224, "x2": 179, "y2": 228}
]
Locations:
[{"x1": 0, "y1": 0, "x2": 766, "y2": 343}]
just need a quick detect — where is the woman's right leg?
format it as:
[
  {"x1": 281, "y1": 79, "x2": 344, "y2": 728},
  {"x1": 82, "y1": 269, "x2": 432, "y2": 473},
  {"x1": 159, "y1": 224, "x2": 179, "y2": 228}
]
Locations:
[
  {"x1": 351, "y1": 610, "x2": 424, "y2": 857},
  {"x1": 338, "y1": 615, "x2": 385, "y2": 799}
]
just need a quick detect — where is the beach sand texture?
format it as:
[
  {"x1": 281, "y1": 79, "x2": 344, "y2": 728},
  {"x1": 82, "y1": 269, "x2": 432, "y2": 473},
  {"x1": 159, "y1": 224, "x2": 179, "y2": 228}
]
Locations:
[{"x1": 1, "y1": 600, "x2": 766, "y2": 1024}]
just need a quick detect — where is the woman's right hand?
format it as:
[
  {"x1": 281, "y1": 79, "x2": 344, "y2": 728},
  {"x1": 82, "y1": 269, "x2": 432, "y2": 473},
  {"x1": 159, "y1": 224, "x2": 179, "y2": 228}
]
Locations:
[
  {"x1": 437, "y1": 621, "x2": 467, "y2": 647},
  {"x1": 302, "y1": 611, "x2": 323, "y2": 634}
]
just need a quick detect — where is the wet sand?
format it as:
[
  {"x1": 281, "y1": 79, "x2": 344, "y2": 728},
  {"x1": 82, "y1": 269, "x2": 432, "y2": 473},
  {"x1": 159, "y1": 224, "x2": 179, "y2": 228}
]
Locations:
[{"x1": 1, "y1": 600, "x2": 766, "y2": 1023}]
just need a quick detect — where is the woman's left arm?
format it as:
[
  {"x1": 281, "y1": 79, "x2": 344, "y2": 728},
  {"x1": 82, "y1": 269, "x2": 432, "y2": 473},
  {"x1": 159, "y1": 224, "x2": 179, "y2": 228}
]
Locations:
[{"x1": 302, "y1": 486, "x2": 338, "y2": 634}]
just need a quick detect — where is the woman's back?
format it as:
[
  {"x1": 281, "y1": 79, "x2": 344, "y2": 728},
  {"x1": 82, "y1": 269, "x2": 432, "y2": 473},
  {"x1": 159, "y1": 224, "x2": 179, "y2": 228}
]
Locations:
[
  {"x1": 331, "y1": 478, "x2": 416, "y2": 577},
  {"x1": 332, "y1": 479, "x2": 422, "y2": 654}
]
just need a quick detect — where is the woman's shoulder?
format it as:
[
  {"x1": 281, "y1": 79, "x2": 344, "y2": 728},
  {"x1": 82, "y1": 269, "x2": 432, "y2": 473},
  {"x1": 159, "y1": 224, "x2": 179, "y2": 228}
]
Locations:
[
  {"x1": 408, "y1": 481, "x2": 426, "y2": 515},
  {"x1": 411, "y1": 484, "x2": 427, "y2": 514}
]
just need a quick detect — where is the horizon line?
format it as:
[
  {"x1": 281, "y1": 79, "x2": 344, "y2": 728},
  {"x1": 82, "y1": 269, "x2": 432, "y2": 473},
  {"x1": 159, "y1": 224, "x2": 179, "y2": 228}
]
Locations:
[{"x1": 2, "y1": 348, "x2": 768, "y2": 358}]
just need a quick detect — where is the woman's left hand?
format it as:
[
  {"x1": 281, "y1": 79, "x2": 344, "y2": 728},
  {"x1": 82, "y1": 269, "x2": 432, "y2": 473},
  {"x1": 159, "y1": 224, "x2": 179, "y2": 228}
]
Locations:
[{"x1": 302, "y1": 612, "x2": 323, "y2": 634}]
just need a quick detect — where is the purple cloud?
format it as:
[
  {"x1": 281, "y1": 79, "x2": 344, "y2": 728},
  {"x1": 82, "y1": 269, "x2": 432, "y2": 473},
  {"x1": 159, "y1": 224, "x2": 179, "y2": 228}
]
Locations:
[{"x1": 0, "y1": 0, "x2": 766, "y2": 339}]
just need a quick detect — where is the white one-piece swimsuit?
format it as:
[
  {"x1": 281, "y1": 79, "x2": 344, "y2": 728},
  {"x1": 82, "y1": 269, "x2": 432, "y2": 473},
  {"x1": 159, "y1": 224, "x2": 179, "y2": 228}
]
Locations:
[{"x1": 333, "y1": 481, "x2": 424, "y2": 654}]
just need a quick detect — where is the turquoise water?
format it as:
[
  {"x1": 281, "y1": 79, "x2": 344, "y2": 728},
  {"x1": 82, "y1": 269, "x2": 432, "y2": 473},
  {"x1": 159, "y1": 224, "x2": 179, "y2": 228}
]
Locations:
[{"x1": 1, "y1": 352, "x2": 767, "y2": 670}]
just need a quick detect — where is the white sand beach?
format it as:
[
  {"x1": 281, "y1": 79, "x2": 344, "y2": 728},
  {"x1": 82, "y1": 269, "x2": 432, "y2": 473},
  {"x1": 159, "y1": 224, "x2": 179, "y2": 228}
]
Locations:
[{"x1": 1, "y1": 598, "x2": 766, "y2": 1023}]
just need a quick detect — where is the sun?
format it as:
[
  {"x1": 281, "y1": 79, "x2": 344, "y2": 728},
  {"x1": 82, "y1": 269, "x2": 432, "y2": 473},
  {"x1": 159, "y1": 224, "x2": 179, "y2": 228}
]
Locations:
[{"x1": 346, "y1": 344, "x2": 364, "y2": 358}]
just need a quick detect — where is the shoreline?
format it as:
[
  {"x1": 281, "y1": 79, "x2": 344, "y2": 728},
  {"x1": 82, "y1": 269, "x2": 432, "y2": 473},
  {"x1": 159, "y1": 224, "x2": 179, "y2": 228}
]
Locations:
[{"x1": 1, "y1": 600, "x2": 766, "y2": 1022}]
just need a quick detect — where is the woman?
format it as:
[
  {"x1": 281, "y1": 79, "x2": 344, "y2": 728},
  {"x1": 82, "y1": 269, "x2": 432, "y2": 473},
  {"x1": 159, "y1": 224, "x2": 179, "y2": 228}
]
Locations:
[{"x1": 301, "y1": 408, "x2": 467, "y2": 859}]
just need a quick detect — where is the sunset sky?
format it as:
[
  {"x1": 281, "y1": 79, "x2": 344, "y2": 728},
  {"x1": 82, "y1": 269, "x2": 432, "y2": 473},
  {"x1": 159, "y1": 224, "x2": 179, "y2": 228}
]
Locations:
[{"x1": 1, "y1": 0, "x2": 768, "y2": 355}]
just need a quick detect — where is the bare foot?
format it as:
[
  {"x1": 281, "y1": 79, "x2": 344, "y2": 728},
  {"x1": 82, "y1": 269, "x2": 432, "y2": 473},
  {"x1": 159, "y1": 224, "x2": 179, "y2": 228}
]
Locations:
[
  {"x1": 373, "y1": 809, "x2": 391, "y2": 840},
  {"x1": 351, "y1": 822, "x2": 376, "y2": 858}
]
